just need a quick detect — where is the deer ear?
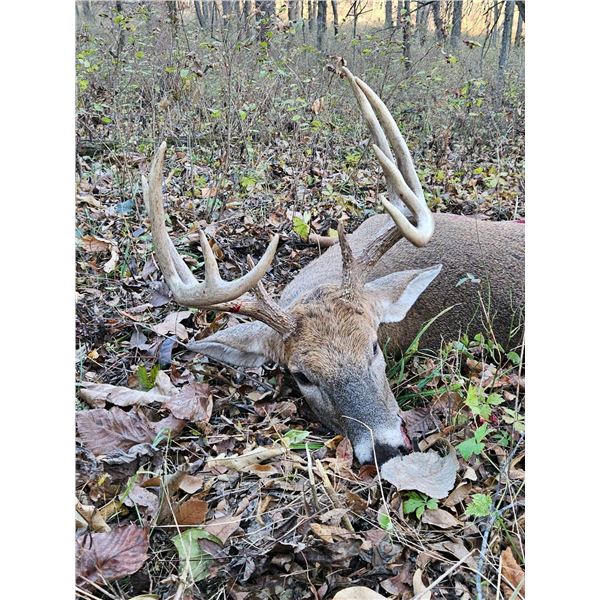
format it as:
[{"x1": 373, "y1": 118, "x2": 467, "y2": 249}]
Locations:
[
  {"x1": 186, "y1": 321, "x2": 284, "y2": 367},
  {"x1": 365, "y1": 264, "x2": 442, "y2": 324}
]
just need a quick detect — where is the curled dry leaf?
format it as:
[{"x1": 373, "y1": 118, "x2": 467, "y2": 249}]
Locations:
[
  {"x1": 412, "y1": 568, "x2": 432, "y2": 600},
  {"x1": 152, "y1": 310, "x2": 192, "y2": 341},
  {"x1": 208, "y1": 445, "x2": 287, "y2": 472},
  {"x1": 430, "y1": 540, "x2": 477, "y2": 570},
  {"x1": 380, "y1": 445, "x2": 459, "y2": 499},
  {"x1": 400, "y1": 407, "x2": 441, "y2": 440},
  {"x1": 501, "y1": 547, "x2": 525, "y2": 599},
  {"x1": 310, "y1": 523, "x2": 353, "y2": 544},
  {"x1": 422, "y1": 508, "x2": 462, "y2": 529},
  {"x1": 76, "y1": 524, "x2": 149, "y2": 587},
  {"x1": 202, "y1": 514, "x2": 242, "y2": 544},
  {"x1": 78, "y1": 234, "x2": 120, "y2": 274},
  {"x1": 78, "y1": 382, "x2": 171, "y2": 409},
  {"x1": 332, "y1": 587, "x2": 388, "y2": 600},
  {"x1": 76, "y1": 499, "x2": 111, "y2": 533}
]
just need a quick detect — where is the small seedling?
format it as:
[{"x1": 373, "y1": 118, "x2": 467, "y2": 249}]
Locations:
[
  {"x1": 403, "y1": 491, "x2": 438, "y2": 519},
  {"x1": 457, "y1": 422, "x2": 489, "y2": 460},
  {"x1": 465, "y1": 493, "x2": 493, "y2": 518}
]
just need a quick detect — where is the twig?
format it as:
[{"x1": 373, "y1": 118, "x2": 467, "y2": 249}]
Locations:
[
  {"x1": 475, "y1": 434, "x2": 524, "y2": 600},
  {"x1": 412, "y1": 549, "x2": 477, "y2": 600},
  {"x1": 315, "y1": 459, "x2": 354, "y2": 532}
]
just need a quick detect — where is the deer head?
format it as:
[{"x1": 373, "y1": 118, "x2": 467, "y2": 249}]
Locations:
[{"x1": 142, "y1": 68, "x2": 440, "y2": 465}]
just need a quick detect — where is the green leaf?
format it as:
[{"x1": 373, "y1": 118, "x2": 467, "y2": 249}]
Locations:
[
  {"x1": 507, "y1": 351, "x2": 521, "y2": 365},
  {"x1": 457, "y1": 437, "x2": 485, "y2": 461},
  {"x1": 171, "y1": 529, "x2": 222, "y2": 582},
  {"x1": 426, "y1": 498, "x2": 439, "y2": 511},
  {"x1": 179, "y1": 68, "x2": 190, "y2": 79},
  {"x1": 292, "y1": 216, "x2": 310, "y2": 241},
  {"x1": 134, "y1": 51, "x2": 144, "y2": 59},
  {"x1": 465, "y1": 493, "x2": 493, "y2": 518},
  {"x1": 473, "y1": 423, "x2": 489, "y2": 443},
  {"x1": 283, "y1": 429, "x2": 310, "y2": 445},
  {"x1": 378, "y1": 511, "x2": 394, "y2": 531}
]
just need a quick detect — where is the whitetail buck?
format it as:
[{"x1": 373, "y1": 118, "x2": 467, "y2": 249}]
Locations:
[{"x1": 142, "y1": 68, "x2": 524, "y2": 465}]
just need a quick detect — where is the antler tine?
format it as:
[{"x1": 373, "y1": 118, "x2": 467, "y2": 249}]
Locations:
[
  {"x1": 145, "y1": 141, "x2": 282, "y2": 308},
  {"x1": 341, "y1": 68, "x2": 434, "y2": 249}
]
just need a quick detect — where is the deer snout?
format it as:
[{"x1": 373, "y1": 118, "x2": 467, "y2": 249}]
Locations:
[{"x1": 351, "y1": 420, "x2": 413, "y2": 465}]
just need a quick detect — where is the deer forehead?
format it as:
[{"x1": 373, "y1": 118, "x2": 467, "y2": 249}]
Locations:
[{"x1": 282, "y1": 287, "x2": 379, "y2": 371}]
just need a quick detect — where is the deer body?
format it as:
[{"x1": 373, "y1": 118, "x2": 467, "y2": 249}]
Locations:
[
  {"x1": 143, "y1": 68, "x2": 525, "y2": 465},
  {"x1": 279, "y1": 213, "x2": 524, "y2": 352}
]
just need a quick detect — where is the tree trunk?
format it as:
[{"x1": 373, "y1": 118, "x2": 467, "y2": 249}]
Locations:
[
  {"x1": 516, "y1": 0, "x2": 525, "y2": 21},
  {"x1": 331, "y1": 0, "x2": 339, "y2": 36},
  {"x1": 316, "y1": 0, "x2": 327, "y2": 49},
  {"x1": 385, "y1": 0, "x2": 393, "y2": 28},
  {"x1": 431, "y1": 0, "x2": 447, "y2": 43},
  {"x1": 288, "y1": 0, "x2": 299, "y2": 22},
  {"x1": 498, "y1": 0, "x2": 515, "y2": 89},
  {"x1": 193, "y1": 0, "x2": 204, "y2": 27},
  {"x1": 491, "y1": 1, "x2": 500, "y2": 48},
  {"x1": 514, "y1": 7, "x2": 523, "y2": 47},
  {"x1": 166, "y1": 0, "x2": 178, "y2": 30},
  {"x1": 450, "y1": 0, "x2": 462, "y2": 49},
  {"x1": 308, "y1": 0, "x2": 316, "y2": 32},
  {"x1": 416, "y1": 1, "x2": 431, "y2": 44},
  {"x1": 401, "y1": 0, "x2": 411, "y2": 71}
]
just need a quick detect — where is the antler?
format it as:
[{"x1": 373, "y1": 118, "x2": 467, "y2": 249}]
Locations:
[
  {"x1": 142, "y1": 142, "x2": 295, "y2": 336},
  {"x1": 338, "y1": 67, "x2": 435, "y2": 288}
]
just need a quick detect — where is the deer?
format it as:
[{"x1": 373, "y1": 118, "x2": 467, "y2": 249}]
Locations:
[{"x1": 142, "y1": 67, "x2": 524, "y2": 465}]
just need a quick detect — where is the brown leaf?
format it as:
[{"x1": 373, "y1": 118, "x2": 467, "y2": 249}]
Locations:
[
  {"x1": 178, "y1": 475, "x2": 205, "y2": 494},
  {"x1": 430, "y1": 540, "x2": 477, "y2": 569},
  {"x1": 76, "y1": 500, "x2": 110, "y2": 533},
  {"x1": 164, "y1": 382, "x2": 212, "y2": 422},
  {"x1": 311, "y1": 97, "x2": 325, "y2": 115},
  {"x1": 412, "y1": 568, "x2": 431, "y2": 600},
  {"x1": 443, "y1": 482, "x2": 472, "y2": 508},
  {"x1": 208, "y1": 445, "x2": 287, "y2": 472},
  {"x1": 380, "y1": 574, "x2": 410, "y2": 596},
  {"x1": 203, "y1": 514, "x2": 241, "y2": 544},
  {"x1": 336, "y1": 437, "x2": 354, "y2": 470},
  {"x1": 400, "y1": 407, "x2": 441, "y2": 439},
  {"x1": 78, "y1": 235, "x2": 119, "y2": 273},
  {"x1": 310, "y1": 523, "x2": 351, "y2": 544},
  {"x1": 151, "y1": 310, "x2": 192, "y2": 341},
  {"x1": 78, "y1": 382, "x2": 170, "y2": 409},
  {"x1": 244, "y1": 463, "x2": 280, "y2": 478},
  {"x1": 76, "y1": 524, "x2": 149, "y2": 587},
  {"x1": 77, "y1": 408, "x2": 155, "y2": 456},
  {"x1": 501, "y1": 547, "x2": 525, "y2": 598},
  {"x1": 175, "y1": 496, "x2": 209, "y2": 526},
  {"x1": 332, "y1": 588, "x2": 387, "y2": 600},
  {"x1": 422, "y1": 508, "x2": 462, "y2": 529},
  {"x1": 380, "y1": 445, "x2": 459, "y2": 499}
]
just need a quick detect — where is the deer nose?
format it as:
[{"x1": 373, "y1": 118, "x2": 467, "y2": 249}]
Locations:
[{"x1": 374, "y1": 442, "x2": 409, "y2": 465}]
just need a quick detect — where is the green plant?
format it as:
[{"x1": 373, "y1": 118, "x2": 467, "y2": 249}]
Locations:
[
  {"x1": 403, "y1": 492, "x2": 438, "y2": 519},
  {"x1": 463, "y1": 385, "x2": 504, "y2": 420},
  {"x1": 465, "y1": 493, "x2": 493, "y2": 518},
  {"x1": 457, "y1": 423, "x2": 490, "y2": 460},
  {"x1": 138, "y1": 363, "x2": 160, "y2": 391}
]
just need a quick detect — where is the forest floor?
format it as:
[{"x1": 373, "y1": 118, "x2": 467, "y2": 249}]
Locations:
[{"x1": 75, "y1": 10, "x2": 525, "y2": 600}]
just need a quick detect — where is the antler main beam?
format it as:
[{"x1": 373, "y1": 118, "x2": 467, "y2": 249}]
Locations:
[
  {"x1": 143, "y1": 141, "x2": 295, "y2": 336},
  {"x1": 338, "y1": 67, "x2": 435, "y2": 288}
]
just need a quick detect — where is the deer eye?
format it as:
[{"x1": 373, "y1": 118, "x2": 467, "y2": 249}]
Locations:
[
  {"x1": 372, "y1": 341, "x2": 379, "y2": 356},
  {"x1": 292, "y1": 371, "x2": 313, "y2": 387}
]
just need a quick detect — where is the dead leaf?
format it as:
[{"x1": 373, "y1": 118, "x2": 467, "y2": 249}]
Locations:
[
  {"x1": 78, "y1": 234, "x2": 119, "y2": 273},
  {"x1": 78, "y1": 382, "x2": 170, "y2": 409},
  {"x1": 336, "y1": 437, "x2": 354, "y2": 471},
  {"x1": 332, "y1": 587, "x2": 388, "y2": 600},
  {"x1": 208, "y1": 445, "x2": 287, "y2": 472},
  {"x1": 400, "y1": 407, "x2": 441, "y2": 439},
  {"x1": 501, "y1": 547, "x2": 525, "y2": 598},
  {"x1": 422, "y1": 508, "x2": 462, "y2": 529},
  {"x1": 77, "y1": 408, "x2": 156, "y2": 456},
  {"x1": 380, "y1": 573, "x2": 411, "y2": 596},
  {"x1": 244, "y1": 463, "x2": 280, "y2": 478},
  {"x1": 311, "y1": 97, "x2": 324, "y2": 114},
  {"x1": 152, "y1": 310, "x2": 192, "y2": 341},
  {"x1": 175, "y1": 496, "x2": 209, "y2": 526},
  {"x1": 179, "y1": 475, "x2": 205, "y2": 494},
  {"x1": 76, "y1": 524, "x2": 149, "y2": 587},
  {"x1": 430, "y1": 540, "x2": 477, "y2": 569},
  {"x1": 122, "y1": 485, "x2": 159, "y2": 519},
  {"x1": 310, "y1": 523, "x2": 351, "y2": 544},
  {"x1": 164, "y1": 382, "x2": 212, "y2": 422},
  {"x1": 412, "y1": 568, "x2": 431, "y2": 600},
  {"x1": 443, "y1": 482, "x2": 472, "y2": 508},
  {"x1": 76, "y1": 499, "x2": 111, "y2": 532},
  {"x1": 380, "y1": 445, "x2": 459, "y2": 499},
  {"x1": 203, "y1": 514, "x2": 241, "y2": 544}
]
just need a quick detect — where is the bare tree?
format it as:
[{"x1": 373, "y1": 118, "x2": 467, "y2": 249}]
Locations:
[
  {"x1": 450, "y1": 0, "x2": 462, "y2": 49},
  {"x1": 491, "y1": 1, "x2": 501, "y2": 47},
  {"x1": 514, "y1": 6, "x2": 524, "y2": 47},
  {"x1": 308, "y1": 0, "x2": 316, "y2": 31},
  {"x1": 416, "y1": 1, "x2": 431, "y2": 44},
  {"x1": 317, "y1": 0, "x2": 327, "y2": 49},
  {"x1": 431, "y1": 0, "x2": 447, "y2": 43},
  {"x1": 331, "y1": 0, "x2": 339, "y2": 36},
  {"x1": 193, "y1": 0, "x2": 204, "y2": 27},
  {"x1": 401, "y1": 0, "x2": 412, "y2": 70},
  {"x1": 288, "y1": 0, "x2": 301, "y2": 22},
  {"x1": 385, "y1": 0, "x2": 393, "y2": 28},
  {"x1": 498, "y1": 0, "x2": 515, "y2": 89}
]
